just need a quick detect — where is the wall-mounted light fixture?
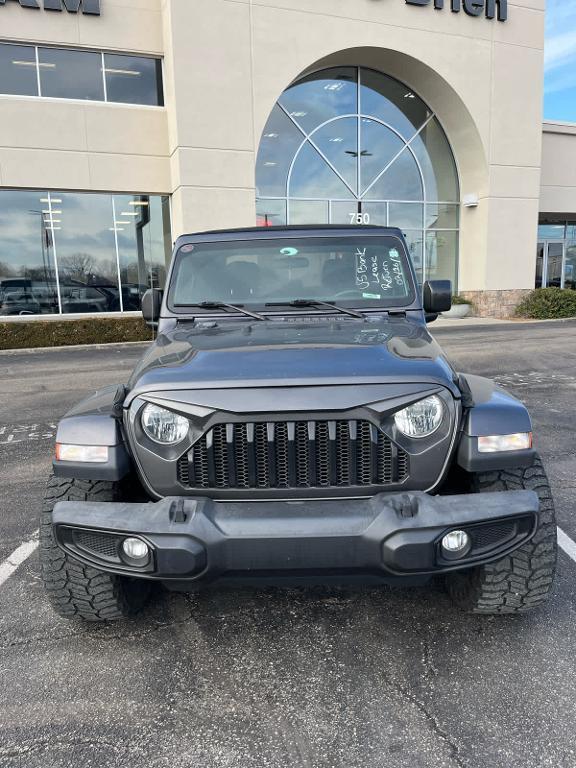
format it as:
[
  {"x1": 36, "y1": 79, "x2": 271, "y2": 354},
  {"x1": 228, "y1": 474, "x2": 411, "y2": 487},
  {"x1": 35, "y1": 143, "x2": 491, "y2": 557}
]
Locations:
[{"x1": 462, "y1": 194, "x2": 479, "y2": 208}]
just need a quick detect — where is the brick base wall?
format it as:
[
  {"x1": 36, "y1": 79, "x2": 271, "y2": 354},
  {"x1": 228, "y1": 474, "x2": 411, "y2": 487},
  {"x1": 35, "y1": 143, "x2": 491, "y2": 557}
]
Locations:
[{"x1": 458, "y1": 289, "x2": 533, "y2": 319}]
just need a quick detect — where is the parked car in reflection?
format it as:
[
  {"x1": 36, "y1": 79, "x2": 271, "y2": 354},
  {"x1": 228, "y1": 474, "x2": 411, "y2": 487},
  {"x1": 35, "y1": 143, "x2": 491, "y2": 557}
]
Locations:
[
  {"x1": 0, "y1": 279, "x2": 58, "y2": 316},
  {"x1": 0, "y1": 278, "x2": 150, "y2": 316}
]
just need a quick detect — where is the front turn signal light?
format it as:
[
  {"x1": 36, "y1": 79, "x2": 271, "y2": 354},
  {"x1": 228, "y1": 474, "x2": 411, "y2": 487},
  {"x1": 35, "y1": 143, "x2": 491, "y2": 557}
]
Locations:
[
  {"x1": 56, "y1": 444, "x2": 109, "y2": 463},
  {"x1": 477, "y1": 433, "x2": 532, "y2": 453}
]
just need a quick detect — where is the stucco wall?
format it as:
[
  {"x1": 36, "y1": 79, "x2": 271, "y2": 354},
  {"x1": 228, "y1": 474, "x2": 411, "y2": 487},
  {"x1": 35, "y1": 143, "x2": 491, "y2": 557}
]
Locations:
[
  {"x1": 0, "y1": 0, "x2": 170, "y2": 195},
  {"x1": 540, "y1": 122, "x2": 576, "y2": 215}
]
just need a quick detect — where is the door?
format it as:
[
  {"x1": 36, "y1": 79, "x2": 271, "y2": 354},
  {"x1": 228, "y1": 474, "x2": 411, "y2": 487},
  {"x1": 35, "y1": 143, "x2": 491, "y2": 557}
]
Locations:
[
  {"x1": 545, "y1": 242, "x2": 564, "y2": 288},
  {"x1": 536, "y1": 242, "x2": 545, "y2": 288},
  {"x1": 564, "y1": 242, "x2": 576, "y2": 290}
]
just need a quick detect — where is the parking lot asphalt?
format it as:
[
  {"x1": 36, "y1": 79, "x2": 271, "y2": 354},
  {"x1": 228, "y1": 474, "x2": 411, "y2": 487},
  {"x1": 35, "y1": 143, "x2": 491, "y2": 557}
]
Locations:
[{"x1": 1, "y1": 320, "x2": 576, "y2": 768}]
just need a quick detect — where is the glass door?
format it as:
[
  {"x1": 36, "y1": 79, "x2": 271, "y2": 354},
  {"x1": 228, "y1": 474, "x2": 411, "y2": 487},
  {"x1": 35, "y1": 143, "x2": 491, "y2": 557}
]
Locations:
[
  {"x1": 545, "y1": 242, "x2": 564, "y2": 288},
  {"x1": 536, "y1": 242, "x2": 545, "y2": 287},
  {"x1": 564, "y1": 242, "x2": 576, "y2": 290}
]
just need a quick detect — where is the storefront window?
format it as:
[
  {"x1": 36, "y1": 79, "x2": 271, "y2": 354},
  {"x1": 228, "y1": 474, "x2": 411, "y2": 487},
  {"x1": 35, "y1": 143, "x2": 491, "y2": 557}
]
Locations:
[
  {"x1": 0, "y1": 190, "x2": 171, "y2": 317},
  {"x1": 104, "y1": 54, "x2": 164, "y2": 107},
  {"x1": 39, "y1": 47, "x2": 104, "y2": 102},
  {"x1": 538, "y1": 223, "x2": 566, "y2": 240},
  {"x1": 536, "y1": 220, "x2": 576, "y2": 290},
  {"x1": 0, "y1": 43, "x2": 38, "y2": 97},
  {"x1": 564, "y1": 244, "x2": 576, "y2": 290},
  {"x1": 256, "y1": 66, "x2": 460, "y2": 287},
  {"x1": 0, "y1": 43, "x2": 163, "y2": 107},
  {"x1": 0, "y1": 191, "x2": 59, "y2": 316}
]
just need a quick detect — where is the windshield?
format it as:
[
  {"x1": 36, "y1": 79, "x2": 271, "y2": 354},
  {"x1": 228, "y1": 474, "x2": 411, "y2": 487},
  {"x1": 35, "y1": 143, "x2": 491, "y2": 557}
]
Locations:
[{"x1": 168, "y1": 236, "x2": 416, "y2": 311}]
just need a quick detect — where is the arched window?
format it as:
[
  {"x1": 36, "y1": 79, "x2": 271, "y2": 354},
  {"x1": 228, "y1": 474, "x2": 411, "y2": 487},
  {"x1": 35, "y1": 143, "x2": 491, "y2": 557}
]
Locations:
[{"x1": 256, "y1": 66, "x2": 460, "y2": 285}]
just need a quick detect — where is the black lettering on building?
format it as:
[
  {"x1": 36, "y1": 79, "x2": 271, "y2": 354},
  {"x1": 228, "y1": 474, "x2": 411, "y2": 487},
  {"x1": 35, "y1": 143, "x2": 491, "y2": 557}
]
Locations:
[
  {"x1": 463, "y1": 0, "x2": 484, "y2": 16},
  {"x1": 0, "y1": 0, "x2": 101, "y2": 12},
  {"x1": 43, "y1": 0, "x2": 100, "y2": 13},
  {"x1": 405, "y1": 0, "x2": 506, "y2": 20},
  {"x1": 0, "y1": 0, "x2": 40, "y2": 8},
  {"x1": 485, "y1": 0, "x2": 507, "y2": 21}
]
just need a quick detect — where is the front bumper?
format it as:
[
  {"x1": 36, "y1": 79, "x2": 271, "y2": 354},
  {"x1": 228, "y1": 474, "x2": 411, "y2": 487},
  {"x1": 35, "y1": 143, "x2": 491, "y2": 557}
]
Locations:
[{"x1": 52, "y1": 490, "x2": 539, "y2": 586}]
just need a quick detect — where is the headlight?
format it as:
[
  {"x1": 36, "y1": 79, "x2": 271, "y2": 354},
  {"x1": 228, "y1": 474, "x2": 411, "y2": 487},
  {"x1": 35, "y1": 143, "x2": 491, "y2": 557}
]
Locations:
[
  {"x1": 394, "y1": 395, "x2": 444, "y2": 438},
  {"x1": 141, "y1": 404, "x2": 189, "y2": 444}
]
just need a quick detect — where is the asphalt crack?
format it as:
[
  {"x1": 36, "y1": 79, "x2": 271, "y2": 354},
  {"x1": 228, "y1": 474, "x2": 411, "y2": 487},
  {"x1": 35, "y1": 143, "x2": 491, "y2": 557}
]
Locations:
[
  {"x1": 421, "y1": 640, "x2": 439, "y2": 680},
  {"x1": 381, "y1": 672, "x2": 466, "y2": 768},
  {"x1": 0, "y1": 739, "x2": 139, "y2": 760},
  {"x1": 0, "y1": 605, "x2": 197, "y2": 651}
]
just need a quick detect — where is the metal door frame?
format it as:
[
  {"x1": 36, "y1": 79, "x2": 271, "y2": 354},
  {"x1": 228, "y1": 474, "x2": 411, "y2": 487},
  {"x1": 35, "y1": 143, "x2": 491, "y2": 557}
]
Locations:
[{"x1": 540, "y1": 240, "x2": 566, "y2": 288}]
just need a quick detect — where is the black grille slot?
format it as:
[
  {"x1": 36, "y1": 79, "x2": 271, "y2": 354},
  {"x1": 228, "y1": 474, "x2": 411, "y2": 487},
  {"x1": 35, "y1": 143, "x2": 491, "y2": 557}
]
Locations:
[
  {"x1": 74, "y1": 531, "x2": 122, "y2": 561},
  {"x1": 315, "y1": 421, "x2": 330, "y2": 487},
  {"x1": 179, "y1": 419, "x2": 409, "y2": 491},
  {"x1": 471, "y1": 522, "x2": 516, "y2": 551},
  {"x1": 255, "y1": 423, "x2": 270, "y2": 488},
  {"x1": 212, "y1": 424, "x2": 228, "y2": 488},
  {"x1": 234, "y1": 423, "x2": 250, "y2": 489},
  {"x1": 295, "y1": 421, "x2": 310, "y2": 487},
  {"x1": 357, "y1": 421, "x2": 374, "y2": 486},
  {"x1": 177, "y1": 454, "x2": 190, "y2": 486},
  {"x1": 275, "y1": 422, "x2": 290, "y2": 488},
  {"x1": 336, "y1": 421, "x2": 351, "y2": 485}
]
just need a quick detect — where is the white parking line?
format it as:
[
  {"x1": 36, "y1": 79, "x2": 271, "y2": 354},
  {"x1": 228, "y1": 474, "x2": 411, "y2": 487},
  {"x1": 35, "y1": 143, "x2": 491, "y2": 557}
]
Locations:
[
  {"x1": 0, "y1": 533, "x2": 39, "y2": 589},
  {"x1": 0, "y1": 527, "x2": 575, "y2": 591},
  {"x1": 557, "y1": 527, "x2": 576, "y2": 562}
]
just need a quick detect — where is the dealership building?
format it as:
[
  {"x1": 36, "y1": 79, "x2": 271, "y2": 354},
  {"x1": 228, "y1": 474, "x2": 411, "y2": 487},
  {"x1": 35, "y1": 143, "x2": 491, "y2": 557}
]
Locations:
[{"x1": 0, "y1": 0, "x2": 573, "y2": 318}]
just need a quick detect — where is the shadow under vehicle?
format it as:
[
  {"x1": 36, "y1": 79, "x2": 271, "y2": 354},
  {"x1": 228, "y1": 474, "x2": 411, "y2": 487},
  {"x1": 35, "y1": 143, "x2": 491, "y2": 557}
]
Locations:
[{"x1": 39, "y1": 226, "x2": 557, "y2": 621}]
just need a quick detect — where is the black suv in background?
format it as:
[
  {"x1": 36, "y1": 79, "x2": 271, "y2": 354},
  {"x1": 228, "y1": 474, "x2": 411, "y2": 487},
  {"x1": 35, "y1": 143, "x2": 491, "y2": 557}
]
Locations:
[{"x1": 39, "y1": 226, "x2": 557, "y2": 621}]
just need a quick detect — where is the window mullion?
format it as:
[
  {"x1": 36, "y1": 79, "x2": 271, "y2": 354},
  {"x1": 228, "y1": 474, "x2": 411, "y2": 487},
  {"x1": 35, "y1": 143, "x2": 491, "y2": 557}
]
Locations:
[
  {"x1": 101, "y1": 51, "x2": 108, "y2": 102},
  {"x1": 111, "y1": 197, "x2": 124, "y2": 313},
  {"x1": 35, "y1": 46, "x2": 42, "y2": 97},
  {"x1": 357, "y1": 68, "x2": 362, "y2": 199}
]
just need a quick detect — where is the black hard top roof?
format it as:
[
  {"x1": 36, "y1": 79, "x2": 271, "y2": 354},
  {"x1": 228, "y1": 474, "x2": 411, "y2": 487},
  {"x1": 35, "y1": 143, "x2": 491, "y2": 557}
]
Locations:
[{"x1": 175, "y1": 224, "x2": 404, "y2": 245}]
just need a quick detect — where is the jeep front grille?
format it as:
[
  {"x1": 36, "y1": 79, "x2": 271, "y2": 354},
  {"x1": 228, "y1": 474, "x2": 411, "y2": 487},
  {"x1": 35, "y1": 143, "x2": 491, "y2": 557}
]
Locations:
[{"x1": 177, "y1": 420, "x2": 409, "y2": 490}]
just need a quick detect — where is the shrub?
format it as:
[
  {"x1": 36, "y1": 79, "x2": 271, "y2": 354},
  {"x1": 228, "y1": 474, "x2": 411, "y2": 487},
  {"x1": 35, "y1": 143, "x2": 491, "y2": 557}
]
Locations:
[
  {"x1": 451, "y1": 294, "x2": 472, "y2": 305},
  {"x1": 0, "y1": 317, "x2": 153, "y2": 351},
  {"x1": 515, "y1": 288, "x2": 576, "y2": 319}
]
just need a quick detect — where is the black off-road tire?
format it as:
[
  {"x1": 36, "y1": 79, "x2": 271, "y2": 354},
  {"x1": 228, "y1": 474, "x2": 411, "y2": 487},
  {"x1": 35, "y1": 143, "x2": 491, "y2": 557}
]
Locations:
[
  {"x1": 39, "y1": 475, "x2": 151, "y2": 621},
  {"x1": 445, "y1": 456, "x2": 557, "y2": 614}
]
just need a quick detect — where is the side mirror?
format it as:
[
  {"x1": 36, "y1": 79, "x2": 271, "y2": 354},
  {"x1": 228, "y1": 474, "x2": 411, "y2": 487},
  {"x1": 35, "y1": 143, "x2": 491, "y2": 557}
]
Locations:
[
  {"x1": 423, "y1": 280, "x2": 452, "y2": 318},
  {"x1": 141, "y1": 288, "x2": 163, "y2": 327}
]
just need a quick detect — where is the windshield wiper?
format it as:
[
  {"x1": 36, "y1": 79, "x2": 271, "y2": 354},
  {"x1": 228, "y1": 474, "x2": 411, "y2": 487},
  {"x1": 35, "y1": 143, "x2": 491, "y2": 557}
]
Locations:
[
  {"x1": 265, "y1": 299, "x2": 364, "y2": 319},
  {"x1": 175, "y1": 301, "x2": 267, "y2": 321}
]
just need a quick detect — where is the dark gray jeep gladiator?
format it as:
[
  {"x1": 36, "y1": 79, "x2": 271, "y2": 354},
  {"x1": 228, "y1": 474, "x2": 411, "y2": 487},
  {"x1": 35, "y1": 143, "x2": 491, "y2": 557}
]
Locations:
[{"x1": 40, "y1": 226, "x2": 557, "y2": 621}]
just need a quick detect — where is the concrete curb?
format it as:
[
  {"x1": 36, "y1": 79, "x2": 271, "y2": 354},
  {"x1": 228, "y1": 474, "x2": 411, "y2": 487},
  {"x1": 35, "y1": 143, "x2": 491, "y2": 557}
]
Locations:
[
  {"x1": 433, "y1": 316, "x2": 576, "y2": 330},
  {"x1": 0, "y1": 340, "x2": 152, "y2": 355}
]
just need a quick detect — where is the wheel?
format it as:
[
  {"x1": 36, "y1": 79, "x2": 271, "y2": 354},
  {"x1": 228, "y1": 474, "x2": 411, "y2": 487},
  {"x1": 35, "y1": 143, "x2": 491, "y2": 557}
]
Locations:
[
  {"x1": 445, "y1": 455, "x2": 557, "y2": 614},
  {"x1": 39, "y1": 475, "x2": 151, "y2": 622}
]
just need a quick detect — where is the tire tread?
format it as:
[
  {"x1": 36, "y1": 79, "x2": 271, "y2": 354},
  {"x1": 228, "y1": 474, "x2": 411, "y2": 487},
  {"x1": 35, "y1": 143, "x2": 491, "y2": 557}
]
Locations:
[
  {"x1": 39, "y1": 475, "x2": 150, "y2": 622},
  {"x1": 446, "y1": 456, "x2": 557, "y2": 615}
]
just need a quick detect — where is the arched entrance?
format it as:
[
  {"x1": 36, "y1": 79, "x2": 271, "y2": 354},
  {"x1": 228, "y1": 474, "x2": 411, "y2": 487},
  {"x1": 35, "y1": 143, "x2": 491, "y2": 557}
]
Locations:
[{"x1": 256, "y1": 66, "x2": 460, "y2": 285}]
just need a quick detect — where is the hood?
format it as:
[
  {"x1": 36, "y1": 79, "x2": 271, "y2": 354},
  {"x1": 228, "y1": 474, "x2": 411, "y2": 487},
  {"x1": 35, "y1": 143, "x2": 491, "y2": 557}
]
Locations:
[{"x1": 127, "y1": 317, "x2": 457, "y2": 401}]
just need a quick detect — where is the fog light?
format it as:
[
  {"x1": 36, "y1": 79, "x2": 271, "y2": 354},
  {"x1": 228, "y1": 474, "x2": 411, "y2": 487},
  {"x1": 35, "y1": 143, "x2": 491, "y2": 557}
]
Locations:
[
  {"x1": 441, "y1": 530, "x2": 471, "y2": 559},
  {"x1": 122, "y1": 537, "x2": 150, "y2": 562}
]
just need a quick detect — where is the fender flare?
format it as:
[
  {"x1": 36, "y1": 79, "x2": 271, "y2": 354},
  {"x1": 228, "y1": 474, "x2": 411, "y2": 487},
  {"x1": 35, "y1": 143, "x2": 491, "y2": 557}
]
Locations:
[
  {"x1": 52, "y1": 384, "x2": 132, "y2": 482},
  {"x1": 456, "y1": 374, "x2": 535, "y2": 472}
]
